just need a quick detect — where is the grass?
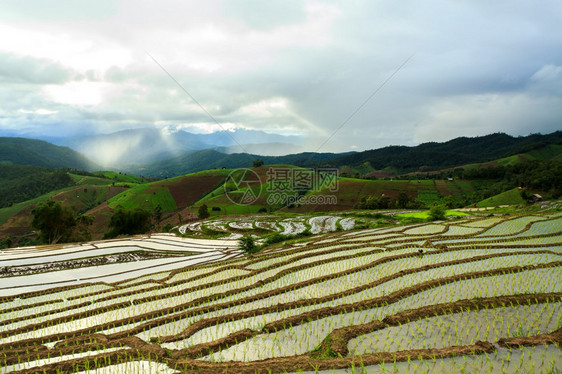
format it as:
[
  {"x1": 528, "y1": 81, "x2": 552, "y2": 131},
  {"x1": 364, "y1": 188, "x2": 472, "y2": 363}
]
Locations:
[
  {"x1": 417, "y1": 190, "x2": 441, "y2": 205},
  {"x1": 0, "y1": 184, "x2": 91, "y2": 225},
  {"x1": 94, "y1": 171, "x2": 146, "y2": 184},
  {"x1": 476, "y1": 188, "x2": 527, "y2": 208},
  {"x1": 69, "y1": 174, "x2": 118, "y2": 186},
  {"x1": 108, "y1": 185, "x2": 177, "y2": 211},
  {"x1": 396, "y1": 210, "x2": 469, "y2": 220}
]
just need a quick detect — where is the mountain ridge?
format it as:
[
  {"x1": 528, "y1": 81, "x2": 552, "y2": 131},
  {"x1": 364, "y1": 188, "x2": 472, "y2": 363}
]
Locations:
[
  {"x1": 128, "y1": 131, "x2": 562, "y2": 177},
  {"x1": 0, "y1": 137, "x2": 99, "y2": 171},
  {"x1": 55, "y1": 127, "x2": 303, "y2": 167},
  {"x1": 1, "y1": 131, "x2": 560, "y2": 178}
]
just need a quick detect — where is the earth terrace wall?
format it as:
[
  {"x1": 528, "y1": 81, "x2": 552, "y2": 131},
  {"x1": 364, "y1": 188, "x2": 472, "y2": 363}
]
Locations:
[
  {"x1": 2, "y1": 254, "x2": 558, "y2": 357},
  {"x1": 4, "y1": 274, "x2": 560, "y2": 374}
]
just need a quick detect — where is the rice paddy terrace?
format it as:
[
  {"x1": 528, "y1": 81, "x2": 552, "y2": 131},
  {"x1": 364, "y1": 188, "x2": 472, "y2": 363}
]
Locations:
[
  {"x1": 178, "y1": 215, "x2": 356, "y2": 240},
  {"x1": 1, "y1": 213, "x2": 561, "y2": 373}
]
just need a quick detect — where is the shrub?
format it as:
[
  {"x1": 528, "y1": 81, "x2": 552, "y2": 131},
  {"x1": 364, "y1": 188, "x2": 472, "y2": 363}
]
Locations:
[
  {"x1": 239, "y1": 235, "x2": 258, "y2": 254},
  {"x1": 429, "y1": 204, "x2": 446, "y2": 221},
  {"x1": 198, "y1": 204, "x2": 210, "y2": 219},
  {"x1": 104, "y1": 208, "x2": 152, "y2": 239}
]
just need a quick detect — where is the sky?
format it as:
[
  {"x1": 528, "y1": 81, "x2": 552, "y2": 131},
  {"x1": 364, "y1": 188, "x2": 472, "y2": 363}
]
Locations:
[{"x1": 0, "y1": 0, "x2": 561, "y2": 153}]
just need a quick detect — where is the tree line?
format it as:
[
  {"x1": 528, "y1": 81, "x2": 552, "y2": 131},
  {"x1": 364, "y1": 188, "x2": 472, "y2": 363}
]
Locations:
[{"x1": 0, "y1": 165, "x2": 74, "y2": 208}]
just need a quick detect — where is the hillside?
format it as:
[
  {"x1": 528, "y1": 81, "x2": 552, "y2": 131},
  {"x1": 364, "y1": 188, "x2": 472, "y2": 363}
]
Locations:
[
  {"x1": 129, "y1": 149, "x2": 343, "y2": 178},
  {"x1": 187, "y1": 165, "x2": 498, "y2": 216},
  {"x1": 327, "y1": 131, "x2": 562, "y2": 176},
  {"x1": 0, "y1": 164, "x2": 75, "y2": 208},
  {"x1": 58, "y1": 128, "x2": 303, "y2": 168},
  {"x1": 1, "y1": 130, "x2": 561, "y2": 247},
  {"x1": 126, "y1": 131, "x2": 562, "y2": 178},
  {"x1": 107, "y1": 169, "x2": 231, "y2": 213},
  {"x1": 0, "y1": 168, "x2": 234, "y2": 245},
  {"x1": 2, "y1": 132, "x2": 560, "y2": 179},
  {"x1": 0, "y1": 171, "x2": 136, "y2": 244},
  {"x1": 0, "y1": 137, "x2": 98, "y2": 170}
]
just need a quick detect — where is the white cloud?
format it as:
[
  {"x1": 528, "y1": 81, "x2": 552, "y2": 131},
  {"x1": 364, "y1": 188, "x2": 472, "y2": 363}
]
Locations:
[
  {"x1": 18, "y1": 108, "x2": 59, "y2": 115},
  {"x1": 0, "y1": 0, "x2": 561, "y2": 151},
  {"x1": 170, "y1": 122, "x2": 238, "y2": 134},
  {"x1": 42, "y1": 81, "x2": 111, "y2": 106},
  {"x1": 0, "y1": 23, "x2": 131, "y2": 72}
]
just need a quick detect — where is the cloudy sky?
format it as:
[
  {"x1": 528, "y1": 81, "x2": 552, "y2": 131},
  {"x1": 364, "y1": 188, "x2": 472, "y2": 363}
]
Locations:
[{"x1": 1, "y1": 0, "x2": 561, "y2": 153}]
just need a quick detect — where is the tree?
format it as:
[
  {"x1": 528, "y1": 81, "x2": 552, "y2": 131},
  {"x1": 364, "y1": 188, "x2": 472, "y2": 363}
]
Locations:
[
  {"x1": 31, "y1": 200, "x2": 92, "y2": 244},
  {"x1": 253, "y1": 159, "x2": 264, "y2": 168},
  {"x1": 442, "y1": 195, "x2": 458, "y2": 209},
  {"x1": 198, "y1": 204, "x2": 210, "y2": 219},
  {"x1": 397, "y1": 192, "x2": 410, "y2": 209},
  {"x1": 153, "y1": 203, "x2": 163, "y2": 228},
  {"x1": 239, "y1": 235, "x2": 257, "y2": 253},
  {"x1": 429, "y1": 203, "x2": 446, "y2": 221},
  {"x1": 72, "y1": 215, "x2": 94, "y2": 242},
  {"x1": 104, "y1": 208, "x2": 153, "y2": 239}
]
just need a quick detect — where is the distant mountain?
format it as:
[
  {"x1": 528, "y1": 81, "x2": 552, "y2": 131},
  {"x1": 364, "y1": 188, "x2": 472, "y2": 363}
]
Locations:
[
  {"x1": 0, "y1": 137, "x2": 98, "y2": 170},
  {"x1": 323, "y1": 131, "x2": 562, "y2": 175},
  {"x1": 128, "y1": 149, "x2": 346, "y2": 177},
  {"x1": 57, "y1": 128, "x2": 303, "y2": 167},
  {"x1": 131, "y1": 131, "x2": 562, "y2": 178},
  {"x1": 216, "y1": 142, "x2": 305, "y2": 156}
]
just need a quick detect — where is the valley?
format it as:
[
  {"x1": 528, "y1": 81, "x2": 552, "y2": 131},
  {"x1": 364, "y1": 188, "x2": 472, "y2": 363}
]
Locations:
[{"x1": 1, "y1": 132, "x2": 561, "y2": 373}]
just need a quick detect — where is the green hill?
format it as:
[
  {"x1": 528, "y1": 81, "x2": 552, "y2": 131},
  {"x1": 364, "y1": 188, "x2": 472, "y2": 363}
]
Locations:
[
  {"x1": 188, "y1": 165, "x2": 495, "y2": 215},
  {"x1": 326, "y1": 131, "x2": 562, "y2": 176},
  {"x1": 127, "y1": 149, "x2": 342, "y2": 178},
  {"x1": 107, "y1": 169, "x2": 231, "y2": 212},
  {"x1": 0, "y1": 137, "x2": 98, "y2": 170},
  {"x1": 476, "y1": 188, "x2": 527, "y2": 207},
  {"x1": 126, "y1": 131, "x2": 562, "y2": 178},
  {"x1": 0, "y1": 165, "x2": 75, "y2": 208}
]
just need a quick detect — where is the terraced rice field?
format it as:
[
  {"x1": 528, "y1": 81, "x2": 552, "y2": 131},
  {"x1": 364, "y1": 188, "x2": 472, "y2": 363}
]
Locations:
[
  {"x1": 178, "y1": 215, "x2": 355, "y2": 239},
  {"x1": 1, "y1": 213, "x2": 561, "y2": 373}
]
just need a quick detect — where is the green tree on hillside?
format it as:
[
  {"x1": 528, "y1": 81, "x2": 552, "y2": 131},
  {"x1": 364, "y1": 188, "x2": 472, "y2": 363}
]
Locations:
[
  {"x1": 153, "y1": 203, "x2": 163, "y2": 228},
  {"x1": 239, "y1": 235, "x2": 257, "y2": 253},
  {"x1": 397, "y1": 192, "x2": 410, "y2": 209},
  {"x1": 31, "y1": 200, "x2": 93, "y2": 244},
  {"x1": 429, "y1": 203, "x2": 446, "y2": 221},
  {"x1": 104, "y1": 208, "x2": 153, "y2": 239},
  {"x1": 253, "y1": 159, "x2": 264, "y2": 167},
  {"x1": 198, "y1": 204, "x2": 210, "y2": 219}
]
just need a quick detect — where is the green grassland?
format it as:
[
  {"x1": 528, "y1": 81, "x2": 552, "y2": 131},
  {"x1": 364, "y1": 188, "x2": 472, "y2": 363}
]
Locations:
[
  {"x1": 107, "y1": 169, "x2": 233, "y2": 213},
  {"x1": 462, "y1": 144, "x2": 562, "y2": 171},
  {"x1": 108, "y1": 184, "x2": 177, "y2": 211},
  {"x1": 0, "y1": 194, "x2": 51, "y2": 225},
  {"x1": 476, "y1": 188, "x2": 527, "y2": 207},
  {"x1": 0, "y1": 184, "x2": 118, "y2": 225},
  {"x1": 396, "y1": 210, "x2": 469, "y2": 220},
  {"x1": 517, "y1": 143, "x2": 562, "y2": 161},
  {"x1": 192, "y1": 171, "x2": 493, "y2": 215},
  {"x1": 94, "y1": 171, "x2": 147, "y2": 184},
  {"x1": 69, "y1": 174, "x2": 117, "y2": 186},
  {"x1": 0, "y1": 172, "x2": 139, "y2": 226},
  {"x1": 306, "y1": 178, "x2": 484, "y2": 209}
]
